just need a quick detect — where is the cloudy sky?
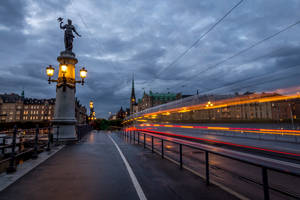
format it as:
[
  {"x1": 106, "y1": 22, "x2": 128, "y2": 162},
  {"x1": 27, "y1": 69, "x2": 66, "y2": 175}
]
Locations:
[{"x1": 1, "y1": 0, "x2": 300, "y2": 118}]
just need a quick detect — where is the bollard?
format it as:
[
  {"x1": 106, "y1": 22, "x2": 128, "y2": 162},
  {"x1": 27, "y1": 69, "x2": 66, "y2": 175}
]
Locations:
[
  {"x1": 7, "y1": 125, "x2": 17, "y2": 173},
  {"x1": 32, "y1": 125, "x2": 39, "y2": 159},
  {"x1": 138, "y1": 132, "x2": 140, "y2": 144},
  {"x1": 46, "y1": 126, "x2": 51, "y2": 151}
]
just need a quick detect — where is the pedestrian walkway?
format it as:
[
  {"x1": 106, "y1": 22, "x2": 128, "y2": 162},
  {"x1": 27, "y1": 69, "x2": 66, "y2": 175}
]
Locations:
[{"x1": 0, "y1": 131, "x2": 238, "y2": 200}]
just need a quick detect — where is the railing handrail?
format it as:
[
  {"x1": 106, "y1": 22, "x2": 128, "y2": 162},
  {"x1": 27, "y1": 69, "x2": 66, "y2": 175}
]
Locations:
[
  {"x1": 136, "y1": 129, "x2": 300, "y2": 178},
  {"x1": 122, "y1": 128, "x2": 300, "y2": 199}
]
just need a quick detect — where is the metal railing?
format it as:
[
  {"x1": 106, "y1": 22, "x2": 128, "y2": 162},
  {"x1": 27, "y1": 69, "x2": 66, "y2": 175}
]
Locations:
[
  {"x1": 0, "y1": 124, "x2": 92, "y2": 174},
  {"x1": 76, "y1": 124, "x2": 93, "y2": 141},
  {"x1": 120, "y1": 129, "x2": 300, "y2": 200},
  {"x1": 0, "y1": 125, "x2": 54, "y2": 173}
]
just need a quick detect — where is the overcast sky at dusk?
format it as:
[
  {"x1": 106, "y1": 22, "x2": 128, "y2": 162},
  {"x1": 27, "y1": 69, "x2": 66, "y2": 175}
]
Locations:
[{"x1": 1, "y1": 0, "x2": 300, "y2": 118}]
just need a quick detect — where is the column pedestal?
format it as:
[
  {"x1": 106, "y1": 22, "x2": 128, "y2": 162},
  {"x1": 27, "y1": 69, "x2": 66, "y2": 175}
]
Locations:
[{"x1": 52, "y1": 51, "x2": 78, "y2": 142}]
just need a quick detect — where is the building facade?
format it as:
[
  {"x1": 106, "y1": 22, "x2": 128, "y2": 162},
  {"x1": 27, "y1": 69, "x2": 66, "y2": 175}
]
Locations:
[
  {"x1": 157, "y1": 93, "x2": 300, "y2": 122},
  {"x1": 75, "y1": 99, "x2": 88, "y2": 124},
  {"x1": 0, "y1": 94, "x2": 24, "y2": 122},
  {"x1": 116, "y1": 107, "x2": 126, "y2": 120},
  {"x1": 23, "y1": 98, "x2": 55, "y2": 121},
  {"x1": 137, "y1": 91, "x2": 182, "y2": 111},
  {"x1": 0, "y1": 93, "x2": 87, "y2": 124}
]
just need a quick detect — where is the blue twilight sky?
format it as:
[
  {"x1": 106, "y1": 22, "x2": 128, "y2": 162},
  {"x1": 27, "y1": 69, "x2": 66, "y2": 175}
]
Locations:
[{"x1": 0, "y1": 0, "x2": 300, "y2": 118}]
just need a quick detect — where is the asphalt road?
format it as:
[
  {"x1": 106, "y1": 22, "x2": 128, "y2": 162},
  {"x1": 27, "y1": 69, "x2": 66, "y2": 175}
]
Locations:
[{"x1": 0, "y1": 131, "x2": 237, "y2": 200}]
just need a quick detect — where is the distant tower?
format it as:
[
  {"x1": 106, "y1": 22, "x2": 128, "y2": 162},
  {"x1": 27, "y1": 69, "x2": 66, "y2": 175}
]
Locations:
[
  {"x1": 89, "y1": 100, "x2": 95, "y2": 120},
  {"x1": 130, "y1": 74, "x2": 136, "y2": 115},
  {"x1": 21, "y1": 90, "x2": 25, "y2": 99}
]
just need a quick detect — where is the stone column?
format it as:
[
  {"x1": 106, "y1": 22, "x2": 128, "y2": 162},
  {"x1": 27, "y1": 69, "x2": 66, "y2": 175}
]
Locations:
[{"x1": 52, "y1": 51, "x2": 78, "y2": 141}]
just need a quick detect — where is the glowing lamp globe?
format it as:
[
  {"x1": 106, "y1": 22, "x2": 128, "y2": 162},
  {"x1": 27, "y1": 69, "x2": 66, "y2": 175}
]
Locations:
[
  {"x1": 46, "y1": 65, "x2": 55, "y2": 77},
  {"x1": 61, "y1": 65, "x2": 67, "y2": 74},
  {"x1": 80, "y1": 67, "x2": 87, "y2": 79}
]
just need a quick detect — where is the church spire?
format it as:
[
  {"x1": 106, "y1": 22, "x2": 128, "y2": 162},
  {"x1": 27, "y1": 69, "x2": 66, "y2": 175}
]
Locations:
[
  {"x1": 130, "y1": 73, "x2": 136, "y2": 114},
  {"x1": 131, "y1": 73, "x2": 136, "y2": 100}
]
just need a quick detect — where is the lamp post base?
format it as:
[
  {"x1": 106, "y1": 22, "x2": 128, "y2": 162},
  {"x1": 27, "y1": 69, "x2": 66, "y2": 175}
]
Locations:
[{"x1": 52, "y1": 119, "x2": 77, "y2": 142}]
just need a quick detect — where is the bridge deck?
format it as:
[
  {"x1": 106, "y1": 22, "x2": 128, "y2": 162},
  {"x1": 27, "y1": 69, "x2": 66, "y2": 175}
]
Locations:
[{"x1": 0, "y1": 131, "x2": 237, "y2": 200}]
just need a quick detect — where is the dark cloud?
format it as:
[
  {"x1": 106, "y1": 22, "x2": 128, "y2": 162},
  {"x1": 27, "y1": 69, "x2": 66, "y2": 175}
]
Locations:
[
  {"x1": 0, "y1": 0, "x2": 26, "y2": 28},
  {"x1": 1, "y1": 0, "x2": 300, "y2": 118}
]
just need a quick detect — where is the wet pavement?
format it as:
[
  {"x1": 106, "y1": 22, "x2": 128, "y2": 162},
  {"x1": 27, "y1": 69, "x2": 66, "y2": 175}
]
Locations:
[{"x1": 0, "y1": 131, "x2": 237, "y2": 200}]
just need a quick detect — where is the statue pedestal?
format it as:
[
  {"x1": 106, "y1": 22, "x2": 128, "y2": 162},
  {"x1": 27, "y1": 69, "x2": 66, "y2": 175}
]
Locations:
[{"x1": 52, "y1": 51, "x2": 78, "y2": 142}]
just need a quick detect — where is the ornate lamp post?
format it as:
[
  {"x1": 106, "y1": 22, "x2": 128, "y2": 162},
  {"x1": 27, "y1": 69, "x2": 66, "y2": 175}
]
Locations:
[
  {"x1": 89, "y1": 100, "x2": 95, "y2": 121},
  {"x1": 45, "y1": 18, "x2": 87, "y2": 142}
]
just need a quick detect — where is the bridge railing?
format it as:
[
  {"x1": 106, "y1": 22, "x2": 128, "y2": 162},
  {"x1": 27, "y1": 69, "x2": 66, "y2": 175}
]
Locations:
[
  {"x1": 76, "y1": 124, "x2": 93, "y2": 141},
  {"x1": 0, "y1": 124, "x2": 92, "y2": 174},
  {"x1": 0, "y1": 125, "x2": 54, "y2": 174},
  {"x1": 120, "y1": 129, "x2": 300, "y2": 200}
]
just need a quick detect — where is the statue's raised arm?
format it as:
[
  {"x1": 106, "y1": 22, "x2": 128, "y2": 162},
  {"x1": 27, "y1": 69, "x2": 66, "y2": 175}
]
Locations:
[{"x1": 60, "y1": 21, "x2": 66, "y2": 30}]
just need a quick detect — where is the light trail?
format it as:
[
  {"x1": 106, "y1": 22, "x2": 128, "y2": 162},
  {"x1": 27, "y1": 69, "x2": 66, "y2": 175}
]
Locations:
[
  {"x1": 125, "y1": 128, "x2": 300, "y2": 157},
  {"x1": 123, "y1": 92, "x2": 300, "y2": 123},
  {"x1": 138, "y1": 123, "x2": 300, "y2": 136}
]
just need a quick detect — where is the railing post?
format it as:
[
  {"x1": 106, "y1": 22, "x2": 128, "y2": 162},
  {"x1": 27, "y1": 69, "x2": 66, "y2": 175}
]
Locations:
[
  {"x1": 161, "y1": 139, "x2": 164, "y2": 159},
  {"x1": 7, "y1": 125, "x2": 17, "y2": 173},
  {"x1": 56, "y1": 126, "x2": 60, "y2": 146},
  {"x1": 262, "y1": 167, "x2": 270, "y2": 200},
  {"x1": 151, "y1": 136, "x2": 154, "y2": 153},
  {"x1": 144, "y1": 134, "x2": 146, "y2": 149},
  {"x1": 77, "y1": 126, "x2": 81, "y2": 141},
  {"x1": 133, "y1": 131, "x2": 135, "y2": 143},
  {"x1": 138, "y1": 132, "x2": 140, "y2": 144},
  {"x1": 179, "y1": 144, "x2": 183, "y2": 169},
  {"x1": 32, "y1": 125, "x2": 39, "y2": 159},
  {"x1": 205, "y1": 151, "x2": 210, "y2": 186},
  {"x1": 46, "y1": 126, "x2": 51, "y2": 151}
]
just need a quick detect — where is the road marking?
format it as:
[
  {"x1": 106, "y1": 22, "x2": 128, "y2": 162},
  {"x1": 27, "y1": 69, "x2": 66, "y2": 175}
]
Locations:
[{"x1": 108, "y1": 135, "x2": 147, "y2": 200}]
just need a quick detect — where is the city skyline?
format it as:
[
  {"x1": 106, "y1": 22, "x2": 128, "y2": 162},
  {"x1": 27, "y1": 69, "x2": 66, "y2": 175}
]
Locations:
[{"x1": 1, "y1": 0, "x2": 300, "y2": 117}]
